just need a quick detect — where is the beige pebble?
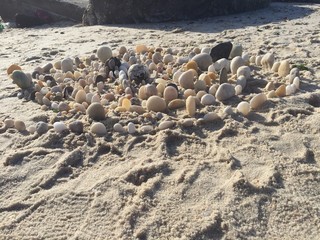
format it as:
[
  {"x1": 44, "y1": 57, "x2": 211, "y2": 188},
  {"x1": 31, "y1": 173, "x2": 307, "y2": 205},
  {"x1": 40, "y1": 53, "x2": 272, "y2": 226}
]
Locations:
[
  {"x1": 14, "y1": 120, "x2": 26, "y2": 131},
  {"x1": 275, "y1": 84, "x2": 286, "y2": 97},
  {"x1": 168, "y1": 99, "x2": 185, "y2": 110},
  {"x1": 159, "y1": 120, "x2": 174, "y2": 130},
  {"x1": 75, "y1": 89, "x2": 87, "y2": 103},
  {"x1": 180, "y1": 118, "x2": 194, "y2": 127},
  {"x1": 179, "y1": 69, "x2": 195, "y2": 89},
  {"x1": 184, "y1": 89, "x2": 196, "y2": 99},
  {"x1": 146, "y1": 96, "x2": 166, "y2": 112},
  {"x1": 186, "y1": 96, "x2": 196, "y2": 117},
  {"x1": 267, "y1": 90, "x2": 277, "y2": 98},
  {"x1": 250, "y1": 93, "x2": 267, "y2": 109},
  {"x1": 163, "y1": 86, "x2": 178, "y2": 103},
  {"x1": 4, "y1": 119, "x2": 14, "y2": 128},
  {"x1": 265, "y1": 81, "x2": 275, "y2": 91},
  {"x1": 278, "y1": 60, "x2": 290, "y2": 77},
  {"x1": 271, "y1": 61, "x2": 280, "y2": 73},
  {"x1": 261, "y1": 53, "x2": 275, "y2": 70},
  {"x1": 140, "y1": 125, "x2": 153, "y2": 134},
  {"x1": 129, "y1": 105, "x2": 144, "y2": 114},
  {"x1": 237, "y1": 101, "x2": 250, "y2": 116},
  {"x1": 90, "y1": 122, "x2": 107, "y2": 136}
]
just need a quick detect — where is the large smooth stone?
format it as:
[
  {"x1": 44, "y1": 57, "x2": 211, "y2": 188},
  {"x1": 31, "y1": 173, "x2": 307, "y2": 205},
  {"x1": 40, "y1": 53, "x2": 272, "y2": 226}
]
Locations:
[
  {"x1": 210, "y1": 42, "x2": 233, "y2": 62},
  {"x1": 86, "y1": 102, "x2": 106, "y2": 121},
  {"x1": 97, "y1": 46, "x2": 113, "y2": 63},
  {"x1": 11, "y1": 70, "x2": 32, "y2": 89},
  {"x1": 215, "y1": 83, "x2": 235, "y2": 101},
  {"x1": 61, "y1": 58, "x2": 74, "y2": 73},
  {"x1": 191, "y1": 53, "x2": 212, "y2": 71},
  {"x1": 146, "y1": 96, "x2": 166, "y2": 112}
]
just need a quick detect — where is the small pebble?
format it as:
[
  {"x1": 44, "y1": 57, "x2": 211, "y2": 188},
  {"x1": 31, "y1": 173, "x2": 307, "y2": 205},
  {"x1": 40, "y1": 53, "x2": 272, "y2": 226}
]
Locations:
[
  {"x1": 69, "y1": 121, "x2": 84, "y2": 134},
  {"x1": 158, "y1": 120, "x2": 174, "y2": 130},
  {"x1": 128, "y1": 122, "x2": 136, "y2": 134},
  {"x1": 250, "y1": 93, "x2": 267, "y2": 109},
  {"x1": 114, "y1": 123, "x2": 125, "y2": 133},
  {"x1": 237, "y1": 101, "x2": 250, "y2": 116},
  {"x1": 4, "y1": 119, "x2": 14, "y2": 128},
  {"x1": 36, "y1": 121, "x2": 49, "y2": 135},
  {"x1": 14, "y1": 120, "x2": 26, "y2": 131},
  {"x1": 90, "y1": 122, "x2": 107, "y2": 136}
]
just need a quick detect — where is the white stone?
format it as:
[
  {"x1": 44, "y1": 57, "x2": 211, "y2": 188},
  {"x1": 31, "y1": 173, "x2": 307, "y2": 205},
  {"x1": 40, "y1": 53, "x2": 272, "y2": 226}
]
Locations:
[
  {"x1": 127, "y1": 122, "x2": 136, "y2": 134},
  {"x1": 292, "y1": 77, "x2": 300, "y2": 89},
  {"x1": 237, "y1": 101, "x2": 250, "y2": 116},
  {"x1": 53, "y1": 122, "x2": 68, "y2": 133}
]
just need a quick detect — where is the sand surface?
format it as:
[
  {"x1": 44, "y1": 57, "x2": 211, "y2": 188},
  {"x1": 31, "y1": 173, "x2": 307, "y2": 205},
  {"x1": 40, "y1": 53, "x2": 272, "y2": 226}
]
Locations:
[{"x1": 0, "y1": 2, "x2": 320, "y2": 239}]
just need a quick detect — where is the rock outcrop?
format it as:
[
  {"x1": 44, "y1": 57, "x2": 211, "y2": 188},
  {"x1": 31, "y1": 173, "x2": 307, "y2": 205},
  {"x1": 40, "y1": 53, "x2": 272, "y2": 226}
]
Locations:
[{"x1": 83, "y1": 0, "x2": 271, "y2": 25}]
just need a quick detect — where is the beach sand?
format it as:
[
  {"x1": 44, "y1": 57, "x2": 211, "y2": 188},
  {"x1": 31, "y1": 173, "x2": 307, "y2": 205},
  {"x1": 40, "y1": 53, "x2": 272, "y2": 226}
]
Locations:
[{"x1": 0, "y1": 2, "x2": 319, "y2": 239}]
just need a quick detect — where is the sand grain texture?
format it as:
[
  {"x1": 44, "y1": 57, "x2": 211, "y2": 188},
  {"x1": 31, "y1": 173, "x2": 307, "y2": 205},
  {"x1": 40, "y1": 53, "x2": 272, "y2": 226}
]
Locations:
[{"x1": 0, "y1": 2, "x2": 320, "y2": 239}]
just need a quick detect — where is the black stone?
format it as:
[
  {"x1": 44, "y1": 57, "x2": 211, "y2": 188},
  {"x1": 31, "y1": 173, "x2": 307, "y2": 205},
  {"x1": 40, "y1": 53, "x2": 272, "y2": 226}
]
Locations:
[{"x1": 210, "y1": 42, "x2": 233, "y2": 62}]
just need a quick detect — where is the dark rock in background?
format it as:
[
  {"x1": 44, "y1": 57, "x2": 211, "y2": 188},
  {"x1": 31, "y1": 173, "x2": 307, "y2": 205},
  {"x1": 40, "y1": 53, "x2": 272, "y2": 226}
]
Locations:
[
  {"x1": 0, "y1": 0, "x2": 85, "y2": 22},
  {"x1": 83, "y1": 0, "x2": 271, "y2": 25}
]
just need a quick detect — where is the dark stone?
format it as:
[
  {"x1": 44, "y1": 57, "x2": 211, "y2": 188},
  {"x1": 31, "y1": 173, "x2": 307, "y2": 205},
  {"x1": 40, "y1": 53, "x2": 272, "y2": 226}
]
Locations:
[
  {"x1": 15, "y1": 10, "x2": 52, "y2": 28},
  {"x1": 219, "y1": 68, "x2": 228, "y2": 85},
  {"x1": 210, "y1": 42, "x2": 233, "y2": 62},
  {"x1": 83, "y1": 0, "x2": 271, "y2": 25}
]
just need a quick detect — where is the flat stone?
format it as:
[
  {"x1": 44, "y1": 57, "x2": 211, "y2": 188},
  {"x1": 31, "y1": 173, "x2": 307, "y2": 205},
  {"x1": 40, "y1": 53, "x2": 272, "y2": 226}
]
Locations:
[{"x1": 210, "y1": 42, "x2": 233, "y2": 62}]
